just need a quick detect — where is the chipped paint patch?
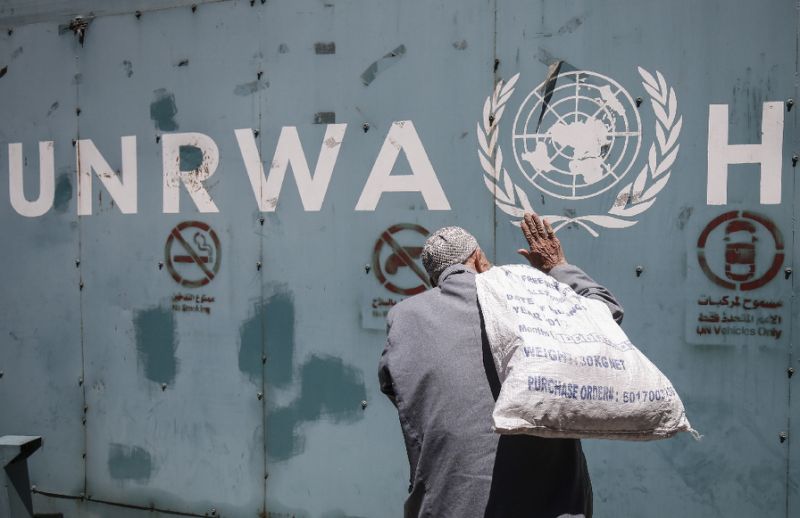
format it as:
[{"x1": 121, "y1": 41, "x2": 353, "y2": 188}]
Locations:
[
  {"x1": 0, "y1": 66, "x2": 7, "y2": 79},
  {"x1": 234, "y1": 80, "x2": 268, "y2": 96},
  {"x1": 278, "y1": 43, "x2": 289, "y2": 54},
  {"x1": 150, "y1": 88, "x2": 179, "y2": 131},
  {"x1": 360, "y1": 44, "x2": 406, "y2": 86},
  {"x1": 313, "y1": 112, "x2": 335, "y2": 124},
  {"x1": 314, "y1": 42, "x2": 336, "y2": 54},
  {"x1": 122, "y1": 60, "x2": 133, "y2": 77},
  {"x1": 108, "y1": 443, "x2": 153, "y2": 482},
  {"x1": 53, "y1": 171, "x2": 72, "y2": 212},
  {"x1": 46, "y1": 101, "x2": 59, "y2": 117},
  {"x1": 267, "y1": 355, "x2": 366, "y2": 461},
  {"x1": 133, "y1": 307, "x2": 177, "y2": 385},
  {"x1": 452, "y1": 40, "x2": 468, "y2": 50}
]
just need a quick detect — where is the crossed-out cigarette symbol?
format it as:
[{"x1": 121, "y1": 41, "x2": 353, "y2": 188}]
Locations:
[
  {"x1": 164, "y1": 221, "x2": 222, "y2": 288},
  {"x1": 372, "y1": 224, "x2": 431, "y2": 296}
]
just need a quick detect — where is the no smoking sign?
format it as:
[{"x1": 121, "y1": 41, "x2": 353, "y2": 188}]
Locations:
[
  {"x1": 164, "y1": 221, "x2": 221, "y2": 288},
  {"x1": 372, "y1": 224, "x2": 431, "y2": 296}
]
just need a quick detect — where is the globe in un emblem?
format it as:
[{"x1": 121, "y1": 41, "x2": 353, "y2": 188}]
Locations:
[{"x1": 512, "y1": 70, "x2": 642, "y2": 200}]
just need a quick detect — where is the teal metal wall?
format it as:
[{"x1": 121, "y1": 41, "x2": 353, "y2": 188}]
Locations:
[{"x1": 0, "y1": 0, "x2": 797, "y2": 516}]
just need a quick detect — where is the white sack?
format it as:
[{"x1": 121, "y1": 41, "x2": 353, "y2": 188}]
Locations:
[{"x1": 476, "y1": 264, "x2": 695, "y2": 440}]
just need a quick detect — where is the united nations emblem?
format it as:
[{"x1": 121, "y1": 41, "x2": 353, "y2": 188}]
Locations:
[{"x1": 477, "y1": 67, "x2": 682, "y2": 236}]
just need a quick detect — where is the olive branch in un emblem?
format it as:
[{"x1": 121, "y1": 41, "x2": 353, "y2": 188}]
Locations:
[{"x1": 477, "y1": 68, "x2": 682, "y2": 237}]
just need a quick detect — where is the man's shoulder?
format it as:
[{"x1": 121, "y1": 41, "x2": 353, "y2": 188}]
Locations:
[
  {"x1": 388, "y1": 287, "x2": 440, "y2": 320},
  {"x1": 391, "y1": 287, "x2": 440, "y2": 313}
]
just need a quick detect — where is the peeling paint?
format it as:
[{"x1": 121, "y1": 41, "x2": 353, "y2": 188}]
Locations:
[
  {"x1": 360, "y1": 44, "x2": 406, "y2": 86},
  {"x1": 150, "y1": 88, "x2": 179, "y2": 132},
  {"x1": 133, "y1": 307, "x2": 177, "y2": 385},
  {"x1": 0, "y1": 65, "x2": 6, "y2": 79},
  {"x1": 108, "y1": 443, "x2": 153, "y2": 482},
  {"x1": 452, "y1": 39, "x2": 468, "y2": 50},
  {"x1": 122, "y1": 59, "x2": 133, "y2": 78},
  {"x1": 234, "y1": 80, "x2": 268, "y2": 96}
]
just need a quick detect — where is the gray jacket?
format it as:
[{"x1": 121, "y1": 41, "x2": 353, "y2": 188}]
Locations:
[{"x1": 379, "y1": 263, "x2": 624, "y2": 518}]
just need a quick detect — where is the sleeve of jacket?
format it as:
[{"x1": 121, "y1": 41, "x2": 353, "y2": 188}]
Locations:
[{"x1": 548, "y1": 263, "x2": 624, "y2": 324}]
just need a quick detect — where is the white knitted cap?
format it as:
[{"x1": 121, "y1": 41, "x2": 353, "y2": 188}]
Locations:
[{"x1": 421, "y1": 226, "x2": 479, "y2": 286}]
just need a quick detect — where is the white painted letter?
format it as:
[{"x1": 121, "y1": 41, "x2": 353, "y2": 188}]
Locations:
[
  {"x1": 356, "y1": 121, "x2": 450, "y2": 211},
  {"x1": 162, "y1": 132, "x2": 220, "y2": 213},
  {"x1": 9, "y1": 142, "x2": 55, "y2": 217},
  {"x1": 76, "y1": 137, "x2": 137, "y2": 215},
  {"x1": 707, "y1": 102, "x2": 783, "y2": 205},
  {"x1": 235, "y1": 124, "x2": 347, "y2": 211}
]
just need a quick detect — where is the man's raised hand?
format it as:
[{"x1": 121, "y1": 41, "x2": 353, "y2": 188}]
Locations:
[{"x1": 517, "y1": 212, "x2": 567, "y2": 273}]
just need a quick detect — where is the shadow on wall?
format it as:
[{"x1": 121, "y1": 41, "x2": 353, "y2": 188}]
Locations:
[{"x1": 238, "y1": 288, "x2": 367, "y2": 461}]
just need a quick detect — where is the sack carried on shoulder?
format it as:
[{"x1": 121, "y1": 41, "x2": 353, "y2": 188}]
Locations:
[{"x1": 476, "y1": 265, "x2": 697, "y2": 441}]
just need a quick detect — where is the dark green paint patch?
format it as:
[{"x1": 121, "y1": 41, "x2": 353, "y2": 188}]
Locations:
[
  {"x1": 239, "y1": 300, "x2": 265, "y2": 385},
  {"x1": 179, "y1": 145, "x2": 203, "y2": 171},
  {"x1": 53, "y1": 173, "x2": 72, "y2": 212},
  {"x1": 133, "y1": 307, "x2": 177, "y2": 385},
  {"x1": 150, "y1": 88, "x2": 179, "y2": 131},
  {"x1": 108, "y1": 443, "x2": 153, "y2": 481},
  {"x1": 296, "y1": 356, "x2": 366, "y2": 421},
  {"x1": 360, "y1": 44, "x2": 406, "y2": 86},
  {"x1": 265, "y1": 291, "x2": 295, "y2": 387},
  {"x1": 313, "y1": 112, "x2": 336, "y2": 124},
  {"x1": 239, "y1": 290, "x2": 295, "y2": 387},
  {"x1": 266, "y1": 405, "x2": 305, "y2": 461},
  {"x1": 267, "y1": 355, "x2": 365, "y2": 461}
]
